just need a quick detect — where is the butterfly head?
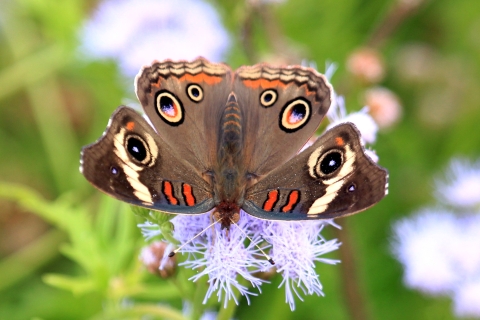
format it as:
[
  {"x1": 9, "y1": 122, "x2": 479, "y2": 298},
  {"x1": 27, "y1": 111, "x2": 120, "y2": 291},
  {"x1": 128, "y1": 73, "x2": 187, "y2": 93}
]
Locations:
[{"x1": 213, "y1": 201, "x2": 241, "y2": 229}]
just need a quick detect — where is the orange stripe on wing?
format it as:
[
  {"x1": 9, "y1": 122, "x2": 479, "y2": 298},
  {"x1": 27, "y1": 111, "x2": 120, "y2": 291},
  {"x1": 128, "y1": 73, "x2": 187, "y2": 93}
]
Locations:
[
  {"x1": 242, "y1": 79, "x2": 286, "y2": 89},
  {"x1": 281, "y1": 190, "x2": 300, "y2": 213},
  {"x1": 182, "y1": 183, "x2": 196, "y2": 206},
  {"x1": 263, "y1": 190, "x2": 279, "y2": 211},
  {"x1": 180, "y1": 73, "x2": 223, "y2": 85},
  {"x1": 162, "y1": 181, "x2": 178, "y2": 205}
]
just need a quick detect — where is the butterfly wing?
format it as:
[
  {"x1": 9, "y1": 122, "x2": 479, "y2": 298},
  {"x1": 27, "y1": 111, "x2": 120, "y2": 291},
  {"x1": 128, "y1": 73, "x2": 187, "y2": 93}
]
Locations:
[
  {"x1": 135, "y1": 58, "x2": 233, "y2": 173},
  {"x1": 81, "y1": 106, "x2": 215, "y2": 213},
  {"x1": 233, "y1": 64, "x2": 333, "y2": 176},
  {"x1": 242, "y1": 123, "x2": 388, "y2": 220}
]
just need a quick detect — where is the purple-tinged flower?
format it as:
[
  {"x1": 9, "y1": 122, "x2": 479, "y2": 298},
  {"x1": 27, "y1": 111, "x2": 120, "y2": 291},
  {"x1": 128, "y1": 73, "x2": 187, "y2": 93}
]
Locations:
[
  {"x1": 393, "y1": 209, "x2": 480, "y2": 317},
  {"x1": 261, "y1": 220, "x2": 341, "y2": 310},
  {"x1": 139, "y1": 241, "x2": 176, "y2": 278},
  {"x1": 435, "y1": 158, "x2": 480, "y2": 208},
  {"x1": 392, "y1": 209, "x2": 462, "y2": 294},
  {"x1": 139, "y1": 209, "x2": 341, "y2": 310},
  {"x1": 79, "y1": 0, "x2": 230, "y2": 77},
  {"x1": 138, "y1": 221, "x2": 162, "y2": 241},
  {"x1": 452, "y1": 276, "x2": 480, "y2": 317},
  {"x1": 173, "y1": 211, "x2": 270, "y2": 307}
]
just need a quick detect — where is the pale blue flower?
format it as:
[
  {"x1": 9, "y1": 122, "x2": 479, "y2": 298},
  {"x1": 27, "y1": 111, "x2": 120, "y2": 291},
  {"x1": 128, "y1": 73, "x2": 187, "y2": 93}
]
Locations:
[
  {"x1": 261, "y1": 220, "x2": 341, "y2": 310},
  {"x1": 140, "y1": 209, "x2": 341, "y2": 310},
  {"x1": 79, "y1": 0, "x2": 230, "y2": 77},
  {"x1": 393, "y1": 158, "x2": 480, "y2": 317},
  {"x1": 435, "y1": 158, "x2": 480, "y2": 208},
  {"x1": 138, "y1": 221, "x2": 162, "y2": 241}
]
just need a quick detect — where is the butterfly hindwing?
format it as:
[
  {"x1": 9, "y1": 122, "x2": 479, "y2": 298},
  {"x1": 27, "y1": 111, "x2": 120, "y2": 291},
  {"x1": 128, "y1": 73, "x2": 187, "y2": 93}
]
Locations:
[
  {"x1": 81, "y1": 106, "x2": 215, "y2": 213},
  {"x1": 243, "y1": 123, "x2": 388, "y2": 220}
]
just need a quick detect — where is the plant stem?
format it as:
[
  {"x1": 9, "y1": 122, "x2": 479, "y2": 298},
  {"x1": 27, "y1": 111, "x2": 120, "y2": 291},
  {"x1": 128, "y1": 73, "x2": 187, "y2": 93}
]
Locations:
[{"x1": 92, "y1": 303, "x2": 187, "y2": 320}]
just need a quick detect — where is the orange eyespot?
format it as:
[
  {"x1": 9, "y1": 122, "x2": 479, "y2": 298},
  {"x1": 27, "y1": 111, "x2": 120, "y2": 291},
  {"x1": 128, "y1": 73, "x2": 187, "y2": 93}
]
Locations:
[
  {"x1": 155, "y1": 91, "x2": 184, "y2": 126},
  {"x1": 279, "y1": 98, "x2": 311, "y2": 132}
]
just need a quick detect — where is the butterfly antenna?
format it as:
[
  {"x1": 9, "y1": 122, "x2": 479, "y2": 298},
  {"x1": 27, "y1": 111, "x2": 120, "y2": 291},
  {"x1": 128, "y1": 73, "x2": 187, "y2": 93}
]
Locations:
[
  {"x1": 230, "y1": 219, "x2": 275, "y2": 265},
  {"x1": 168, "y1": 219, "x2": 220, "y2": 257}
]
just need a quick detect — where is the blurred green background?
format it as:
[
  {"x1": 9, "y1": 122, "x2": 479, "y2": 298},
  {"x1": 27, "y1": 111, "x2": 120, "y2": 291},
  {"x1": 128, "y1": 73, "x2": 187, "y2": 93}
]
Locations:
[{"x1": 1, "y1": 0, "x2": 480, "y2": 319}]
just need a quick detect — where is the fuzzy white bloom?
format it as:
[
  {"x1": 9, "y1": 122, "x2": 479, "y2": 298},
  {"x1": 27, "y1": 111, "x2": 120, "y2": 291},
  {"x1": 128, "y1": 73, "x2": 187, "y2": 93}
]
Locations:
[
  {"x1": 141, "y1": 210, "x2": 341, "y2": 310},
  {"x1": 393, "y1": 209, "x2": 480, "y2": 317},
  {"x1": 172, "y1": 211, "x2": 270, "y2": 307},
  {"x1": 452, "y1": 276, "x2": 480, "y2": 317},
  {"x1": 435, "y1": 158, "x2": 480, "y2": 208},
  {"x1": 327, "y1": 95, "x2": 378, "y2": 144},
  {"x1": 261, "y1": 220, "x2": 341, "y2": 310},
  {"x1": 364, "y1": 149, "x2": 379, "y2": 163},
  {"x1": 137, "y1": 221, "x2": 162, "y2": 241},
  {"x1": 79, "y1": 0, "x2": 230, "y2": 77},
  {"x1": 392, "y1": 209, "x2": 462, "y2": 294}
]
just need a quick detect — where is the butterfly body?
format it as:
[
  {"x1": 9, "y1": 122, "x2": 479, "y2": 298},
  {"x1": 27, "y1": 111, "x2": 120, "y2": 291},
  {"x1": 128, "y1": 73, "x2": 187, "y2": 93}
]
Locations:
[{"x1": 81, "y1": 58, "x2": 388, "y2": 227}]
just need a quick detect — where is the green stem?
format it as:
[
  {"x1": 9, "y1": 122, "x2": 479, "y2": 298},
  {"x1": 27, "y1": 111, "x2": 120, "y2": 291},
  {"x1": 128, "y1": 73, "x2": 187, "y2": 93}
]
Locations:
[
  {"x1": 191, "y1": 277, "x2": 208, "y2": 320},
  {"x1": 0, "y1": 229, "x2": 65, "y2": 291},
  {"x1": 91, "y1": 303, "x2": 187, "y2": 320}
]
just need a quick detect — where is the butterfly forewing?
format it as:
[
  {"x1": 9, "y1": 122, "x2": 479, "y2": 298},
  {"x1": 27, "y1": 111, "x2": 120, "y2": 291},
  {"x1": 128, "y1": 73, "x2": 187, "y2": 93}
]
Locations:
[{"x1": 233, "y1": 64, "x2": 333, "y2": 176}]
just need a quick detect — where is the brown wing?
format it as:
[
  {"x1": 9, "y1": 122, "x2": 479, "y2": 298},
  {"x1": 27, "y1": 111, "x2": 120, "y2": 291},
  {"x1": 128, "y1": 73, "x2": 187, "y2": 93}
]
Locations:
[
  {"x1": 243, "y1": 123, "x2": 388, "y2": 220},
  {"x1": 233, "y1": 63, "x2": 333, "y2": 176},
  {"x1": 135, "y1": 58, "x2": 233, "y2": 173}
]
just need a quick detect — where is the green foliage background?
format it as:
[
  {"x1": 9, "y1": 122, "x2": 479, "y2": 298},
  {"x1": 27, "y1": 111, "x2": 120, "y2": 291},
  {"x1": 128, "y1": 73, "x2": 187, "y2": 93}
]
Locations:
[{"x1": 1, "y1": 0, "x2": 479, "y2": 319}]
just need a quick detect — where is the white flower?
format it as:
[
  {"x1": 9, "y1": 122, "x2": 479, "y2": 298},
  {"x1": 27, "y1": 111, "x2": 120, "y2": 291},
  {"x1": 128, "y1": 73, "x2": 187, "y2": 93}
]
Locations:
[
  {"x1": 261, "y1": 220, "x2": 341, "y2": 310},
  {"x1": 79, "y1": 0, "x2": 230, "y2": 77},
  {"x1": 327, "y1": 95, "x2": 379, "y2": 144},
  {"x1": 393, "y1": 209, "x2": 480, "y2": 317},
  {"x1": 172, "y1": 211, "x2": 270, "y2": 307},
  {"x1": 137, "y1": 221, "x2": 162, "y2": 241},
  {"x1": 452, "y1": 276, "x2": 480, "y2": 318},
  {"x1": 141, "y1": 210, "x2": 340, "y2": 310},
  {"x1": 392, "y1": 209, "x2": 462, "y2": 294},
  {"x1": 435, "y1": 158, "x2": 480, "y2": 208}
]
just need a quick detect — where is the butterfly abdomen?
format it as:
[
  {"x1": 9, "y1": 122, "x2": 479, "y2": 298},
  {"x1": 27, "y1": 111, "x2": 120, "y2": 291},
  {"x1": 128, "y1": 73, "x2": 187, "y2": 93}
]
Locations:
[{"x1": 214, "y1": 93, "x2": 246, "y2": 208}]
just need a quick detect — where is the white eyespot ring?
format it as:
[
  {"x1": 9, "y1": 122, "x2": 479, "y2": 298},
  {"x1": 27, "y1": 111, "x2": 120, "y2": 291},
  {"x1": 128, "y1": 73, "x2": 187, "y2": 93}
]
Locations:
[
  {"x1": 279, "y1": 98, "x2": 311, "y2": 132},
  {"x1": 155, "y1": 90, "x2": 184, "y2": 126},
  {"x1": 260, "y1": 89, "x2": 278, "y2": 107},
  {"x1": 186, "y1": 84, "x2": 203, "y2": 102}
]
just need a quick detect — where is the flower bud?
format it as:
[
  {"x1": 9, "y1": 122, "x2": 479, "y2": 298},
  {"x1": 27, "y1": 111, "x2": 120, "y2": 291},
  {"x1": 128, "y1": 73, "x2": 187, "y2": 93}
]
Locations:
[
  {"x1": 347, "y1": 47, "x2": 385, "y2": 84},
  {"x1": 140, "y1": 241, "x2": 176, "y2": 278}
]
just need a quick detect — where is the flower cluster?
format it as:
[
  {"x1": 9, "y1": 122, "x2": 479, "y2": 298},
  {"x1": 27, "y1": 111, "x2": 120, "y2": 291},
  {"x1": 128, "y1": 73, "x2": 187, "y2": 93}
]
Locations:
[
  {"x1": 392, "y1": 158, "x2": 480, "y2": 318},
  {"x1": 140, "y1": 210, "x2": 341, "y2": 310}
]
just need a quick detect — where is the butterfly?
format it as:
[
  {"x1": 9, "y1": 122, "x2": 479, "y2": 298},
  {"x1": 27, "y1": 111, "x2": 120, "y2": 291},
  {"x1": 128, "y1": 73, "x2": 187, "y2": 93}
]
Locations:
[{"x1": 81, "y1": 58, "x2": 388, "y2": 229}]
